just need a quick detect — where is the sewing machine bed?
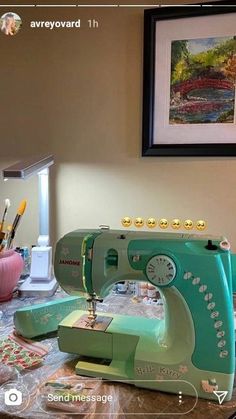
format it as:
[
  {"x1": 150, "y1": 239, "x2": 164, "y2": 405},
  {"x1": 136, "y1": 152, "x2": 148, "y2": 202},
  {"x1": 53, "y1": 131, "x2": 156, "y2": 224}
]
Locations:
[{"x1": 0, "y1": 289, "x2": 236, "y2": 418}]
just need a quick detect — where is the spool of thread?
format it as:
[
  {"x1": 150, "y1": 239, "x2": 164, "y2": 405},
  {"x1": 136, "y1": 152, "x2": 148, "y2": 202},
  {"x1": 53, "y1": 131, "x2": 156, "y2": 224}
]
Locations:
[
  {"x1": 128, "y1": 281, "x2": 135, "y2": 293},
  {"x1": 156, "y1": 290, "x2": 161, "y2": 299},
  {"x1": 140, "y1": 282, "x2": 148, "y2": 297},
  {"x1": 135, "y1": 282, "x2": 140, "y2": 296},
  {"x1": 116, "y1": 282, "x2": 127, "y2": 294},
  {"x1": 147, "y1": 284, "x2": 157, "y2": 298}
]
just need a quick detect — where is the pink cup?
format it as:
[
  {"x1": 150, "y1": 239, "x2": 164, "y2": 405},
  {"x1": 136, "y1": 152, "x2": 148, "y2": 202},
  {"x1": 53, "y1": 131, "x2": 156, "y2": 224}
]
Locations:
[{"x1": 0, "y1": 250, "x2": 24, "y2": 302}]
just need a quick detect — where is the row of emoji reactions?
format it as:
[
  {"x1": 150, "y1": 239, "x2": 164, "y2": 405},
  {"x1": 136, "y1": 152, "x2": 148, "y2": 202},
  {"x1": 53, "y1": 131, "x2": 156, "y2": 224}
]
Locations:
[{"x1": 121, "y1": 217, "x2": 206, "y2": 231}]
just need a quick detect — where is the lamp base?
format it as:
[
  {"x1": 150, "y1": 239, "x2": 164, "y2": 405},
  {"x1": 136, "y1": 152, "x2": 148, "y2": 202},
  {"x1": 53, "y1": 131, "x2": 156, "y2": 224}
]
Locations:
[{"x1": 18, "y1": 276, "x2": 58, "y2": 297}]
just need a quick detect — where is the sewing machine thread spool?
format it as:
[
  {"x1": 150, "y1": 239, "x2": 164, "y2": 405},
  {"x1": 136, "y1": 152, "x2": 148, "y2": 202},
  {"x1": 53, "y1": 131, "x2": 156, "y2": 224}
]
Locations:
[
  {"x1": 147, "y1": 284, "x2": 157, "y2": 298},
  {"x1": 116, "y1": 282, "x2": 127, "y2": 294},
  {"x1": 128, "y1": 281, "x2": 135, "y2": 293},
  {"x1": 134, "y1": 282, "x2": 140, "y2": 296},
  {"x1": 140, "y1": 282, "x2": 148, "y2": 297}
]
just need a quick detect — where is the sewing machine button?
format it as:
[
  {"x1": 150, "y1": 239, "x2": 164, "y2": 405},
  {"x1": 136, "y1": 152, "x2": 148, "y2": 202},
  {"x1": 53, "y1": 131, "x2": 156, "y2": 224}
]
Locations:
[
  {"x1": 199, "y1": 285, "x2": 207, "y2": 292},
  {"x1": 204, "y1": 293, "x2": 213, "y2": 301},
  {"x1": 219, "y1": 350, "x2": 228, "y2": 358},
  {"x1": 210, "y1": 311, "x2": 219, "y2": 319},
  {"x1": 132, "y1": 255, "x2": 140, "y2": 262},
  {"x1": 192, "y1": 277, "x2": 200, "y2": 285},
  {"x1": 217, "y1": 331, "x2": 225, "y2": 338},
  {"x1": 218, "y1": 340, "x2": 226, "y2": 348},
  {"x1": 214, "y1": 320, "x2": 223, "y2": 328},
  {"x1": 183, "y1": 272, "x2": 192, "y2": 280}
]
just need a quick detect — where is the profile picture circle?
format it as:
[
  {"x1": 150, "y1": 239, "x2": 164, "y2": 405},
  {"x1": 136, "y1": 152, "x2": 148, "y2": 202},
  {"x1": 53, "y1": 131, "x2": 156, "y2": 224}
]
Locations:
[{"x1": 0, "y1": 12, "x2": 22, "y2": 36}]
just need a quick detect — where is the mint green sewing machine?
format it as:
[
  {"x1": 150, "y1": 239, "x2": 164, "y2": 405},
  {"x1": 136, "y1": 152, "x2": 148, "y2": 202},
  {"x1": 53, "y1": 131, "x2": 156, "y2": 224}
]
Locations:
[{"x1": 54, "y1": 229, "x2": 235, "y2": 402}]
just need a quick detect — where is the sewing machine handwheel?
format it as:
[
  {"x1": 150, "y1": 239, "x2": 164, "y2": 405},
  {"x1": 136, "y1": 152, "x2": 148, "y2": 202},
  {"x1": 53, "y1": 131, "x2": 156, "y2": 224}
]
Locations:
[{"x1": 145, "y1": 254, "x2": 176, "y2": 287}]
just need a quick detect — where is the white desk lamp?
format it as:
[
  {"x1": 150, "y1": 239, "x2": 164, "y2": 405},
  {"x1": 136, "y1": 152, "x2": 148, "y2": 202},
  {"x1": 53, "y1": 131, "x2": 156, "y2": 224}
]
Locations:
[{"x1": 2, "y1": 155, "x2": 58, "y2": 296}]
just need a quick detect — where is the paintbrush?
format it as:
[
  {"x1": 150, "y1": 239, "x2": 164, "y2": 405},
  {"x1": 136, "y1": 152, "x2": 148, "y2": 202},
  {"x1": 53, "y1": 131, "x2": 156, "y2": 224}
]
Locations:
[
  {"x1": 6, "y1": 200, "x2": 27, "y2": 249},
  {"x1": 0, "y1": 225, "x2": 12, "y2": 252},
  {"x1": 0, "y1": 232, "x2": 5, "y2": 252},
  {"x1": 0, "y1": 198, "x2": 10, "y2": 233}
]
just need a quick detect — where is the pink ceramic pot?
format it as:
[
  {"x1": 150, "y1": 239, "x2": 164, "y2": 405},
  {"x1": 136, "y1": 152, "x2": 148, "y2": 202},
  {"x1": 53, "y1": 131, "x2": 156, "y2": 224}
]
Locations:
[{"x1": 0, "y1": 250, "x2": 24, "y2": 302}]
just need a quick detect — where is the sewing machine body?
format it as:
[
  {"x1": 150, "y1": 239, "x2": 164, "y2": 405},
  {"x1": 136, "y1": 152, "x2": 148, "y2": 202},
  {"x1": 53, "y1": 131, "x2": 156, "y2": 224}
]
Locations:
[{"x1": 55, "y1": 229, "x2": 235, "y2": 401}]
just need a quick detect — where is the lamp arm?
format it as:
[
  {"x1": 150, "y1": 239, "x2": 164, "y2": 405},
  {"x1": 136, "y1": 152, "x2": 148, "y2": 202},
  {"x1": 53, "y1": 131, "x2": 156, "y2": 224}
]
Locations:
[{"x1": 38, "y1": 167, "x2": 50, "y2": 246}]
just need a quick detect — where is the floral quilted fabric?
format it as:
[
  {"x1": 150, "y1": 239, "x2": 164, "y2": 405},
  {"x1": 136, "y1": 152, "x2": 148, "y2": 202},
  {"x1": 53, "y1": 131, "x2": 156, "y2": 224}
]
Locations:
[{"x1": 0, "y1": 333, "x2": 48, "y2": 370}]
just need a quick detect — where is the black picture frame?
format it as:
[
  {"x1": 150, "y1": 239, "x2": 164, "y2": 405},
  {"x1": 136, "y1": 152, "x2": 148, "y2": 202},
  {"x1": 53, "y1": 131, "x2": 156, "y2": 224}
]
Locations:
[{"x1": 142, "y1": 1, "x2": 236, "y2": 156}]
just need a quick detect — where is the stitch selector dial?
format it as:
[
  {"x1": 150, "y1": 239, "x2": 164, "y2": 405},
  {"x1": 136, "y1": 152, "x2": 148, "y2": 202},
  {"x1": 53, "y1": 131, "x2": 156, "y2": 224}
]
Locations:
[{"x1": 146, "y1": 255, "x2": 176, "y2": 286}]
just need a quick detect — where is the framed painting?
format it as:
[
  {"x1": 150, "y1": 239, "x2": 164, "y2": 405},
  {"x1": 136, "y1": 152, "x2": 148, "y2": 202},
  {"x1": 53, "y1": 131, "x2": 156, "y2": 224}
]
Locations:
[{"x1": 142, "y1": 1, "x2": 236, "y2": 156}]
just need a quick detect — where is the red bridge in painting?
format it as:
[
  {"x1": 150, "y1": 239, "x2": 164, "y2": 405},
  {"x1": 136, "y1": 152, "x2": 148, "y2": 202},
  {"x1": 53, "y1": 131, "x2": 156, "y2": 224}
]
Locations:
[{"x1": 172, "y1": 78, "x2": 234, "y2": 96}]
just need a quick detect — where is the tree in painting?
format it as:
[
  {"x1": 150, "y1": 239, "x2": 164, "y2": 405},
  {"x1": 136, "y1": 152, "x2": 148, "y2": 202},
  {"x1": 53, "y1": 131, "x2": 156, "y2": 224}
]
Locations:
[{"x1": 169, "y1": 36, "x2": 236, "y2": 124}]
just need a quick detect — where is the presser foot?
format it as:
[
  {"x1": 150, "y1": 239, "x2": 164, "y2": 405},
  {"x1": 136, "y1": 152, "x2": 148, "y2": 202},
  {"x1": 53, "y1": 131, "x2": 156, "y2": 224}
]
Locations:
[
  {"x1": 86, "y1": 295, "x2": 103, "y2": 328},
  {"x1": 72, "y1": 314, "x2": 113, "y2": 331}
]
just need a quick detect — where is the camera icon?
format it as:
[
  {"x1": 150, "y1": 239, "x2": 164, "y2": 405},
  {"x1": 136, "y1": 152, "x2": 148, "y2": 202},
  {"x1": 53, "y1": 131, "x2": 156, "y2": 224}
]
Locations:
[{"x1": 4, "y1": 389, "x2": 23, "y2": 406}]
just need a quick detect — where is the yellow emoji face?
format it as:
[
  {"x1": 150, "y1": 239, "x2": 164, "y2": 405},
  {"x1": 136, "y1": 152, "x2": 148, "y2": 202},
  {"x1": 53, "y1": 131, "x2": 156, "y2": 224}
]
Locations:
[
  {"x1": 146, "y1": 218, "x2": 157, "y2": 228},
  {"x1": 196, "y1": 220, "x2": 206, "y2": 231},
  {"x1": 171, "y1": 219, "x2": 181, "y2": 229},
  {"x1": 184, "y1": 219, "x2": 193, "y2": 230},
  {"x1": 159, "y1": 218, "x2": 168, "y2": 229},
  {"x1": 134, "y1": 217, "x2": 144, "y2": 228},
  {"x1": 121, "y1": 217, "x2": 132, "y2": 228}
]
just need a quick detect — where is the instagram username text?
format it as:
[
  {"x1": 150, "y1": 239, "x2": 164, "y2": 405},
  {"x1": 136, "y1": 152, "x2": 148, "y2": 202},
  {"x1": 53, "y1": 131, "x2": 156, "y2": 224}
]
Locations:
[{"x1": 30, "y1": 20, "x2": 81, "y2": 29}]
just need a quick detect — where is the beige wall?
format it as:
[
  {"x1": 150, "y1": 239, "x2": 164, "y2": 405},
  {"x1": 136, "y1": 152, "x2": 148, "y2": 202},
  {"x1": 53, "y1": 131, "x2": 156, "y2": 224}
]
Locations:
[{"x1": 1, "y1": 1, "x2": 236, "y2": 250}]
